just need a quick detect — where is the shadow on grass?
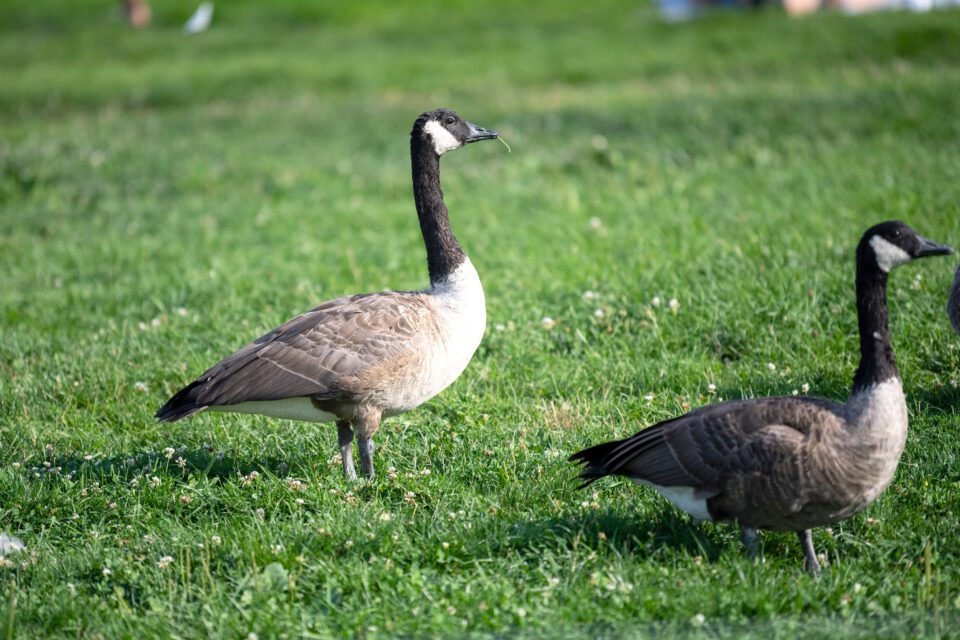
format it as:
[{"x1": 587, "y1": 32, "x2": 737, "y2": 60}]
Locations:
[
  {"x1": 33, "y1": 447, "x2": 305, "y2": 485},
  {"x1": 497, "y1": 507, "x2": 727, "y2": 562}
]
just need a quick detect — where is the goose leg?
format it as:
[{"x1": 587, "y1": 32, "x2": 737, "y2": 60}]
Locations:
[
  {"x1": 740, "y1": 526, "x2": 760, "y2": 561},
  {"x1": 352, "y1": 410, "x2": 381, "y2": 480},
  {"x1": 358, "y1": 438, "x2": 375, "y2": 479},
  {"x1": 336, "y1": 421, "x2": 357, "y2": 480},
  {"x1": 798, "y1": 529, "x2": 821, "y2": 576}
]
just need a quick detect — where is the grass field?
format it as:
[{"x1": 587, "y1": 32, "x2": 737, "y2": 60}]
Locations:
[{"x1": 2, "y1": 1, "x2": 960, "y2": 637}]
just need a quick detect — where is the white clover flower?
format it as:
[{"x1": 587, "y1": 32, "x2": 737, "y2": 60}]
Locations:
[
  {"x1": 643, "y1": 393, "x2": 655, "y2": 402},
  {"x1": 767, "y1": 363, "x2": 776, "y2": 372},
  {"x1": 651, "y1": 296, "x2": 661, "y2": 307},
  {"x1": 582, "y1": 290, "x2": 598, "y2": 301},
  {"x1": 707, "y1": 383, "x2": 716, "y2": 393},
  {"x1": 691, "y1": 613, "x2": 706, "y2": 627},
  {"x1": 163, "y1": 448, "x2": 175, "y2": 459},
  {"x1": 157, "y1": 555, "x2": 174, "y2": 569},
  {"x1": 133, "y1": 381, "x2": 149, "y2": 393},
  {"x1": 211, "y1": 535, "x2": 222, "y2": 545},
  {"x1": 101, "y1": 567, "x2": 112, "y2": 576},
  {"x1": 801, "y1": 383, "x2": 810, "y2": 393},
  {"x1": 84, "y1": 454, "x2": 94, "y2": 462},
  {"x1": 668, "y1": 298, "x2": 679, "y2": 312},
  {"x1": 286, "y1": 478, "x2": 307, "y2": 491},
  {"x1": 593, "y1": 308, "x2": 605, "y2": 319},
  {"x1": 541, "y1": 316, "x2": 556, "y2": 330},
  {"x1": 379, "y1": 512, "x2": 393, "y2": 522},
  {"x1": 175, "y1": 307, "x2": 189, "y2": 317},
  {"x1": 295, "y1": 498, "x2": 305, "y2": 505}
]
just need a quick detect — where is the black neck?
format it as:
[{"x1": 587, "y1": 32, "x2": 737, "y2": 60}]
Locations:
[
  {"x1": 411, "y1": 139, "x2": 465, "y2": 285},
  {"x1": 852, "y1": 261, "x2": 899, "y2": 393}
]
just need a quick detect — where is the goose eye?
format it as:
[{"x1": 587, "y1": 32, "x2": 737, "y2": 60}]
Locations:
[
  {"x1": 445, "y1": 116, "x2": 456, "y2": 126},
  {"x1": 890, "y1": 229, "x2": 901, "y2": 239}
]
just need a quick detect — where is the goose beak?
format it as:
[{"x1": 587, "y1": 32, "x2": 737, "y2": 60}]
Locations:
[
  {"x1": 465, "y1": 121, "x2": 499, "y2": 143},
  {"x1": 915, "y1": 236, "x2": 954, "y2": 258}
]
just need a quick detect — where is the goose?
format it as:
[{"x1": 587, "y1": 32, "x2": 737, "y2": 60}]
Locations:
[
  {"x1": 948, "y1": 264, "x2": 960, "y2": 336},
  {"x1": 156, "y1": 109, "x2": 500, "y2": 479},
  {"x1": 570, "y1": 221, "x2": 952, "y2": 574}
]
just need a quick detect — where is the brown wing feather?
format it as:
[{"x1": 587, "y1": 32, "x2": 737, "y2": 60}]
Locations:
[{"x1": 156, "y1": 291, "x2": 434, "y2": 420}]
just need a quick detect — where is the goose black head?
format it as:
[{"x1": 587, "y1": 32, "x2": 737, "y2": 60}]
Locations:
[
  {"x1": 413, "y1": 108, "x2": 499, "y2": 157},
  {"x1": 859, "y1": 221, "x2": 953, "y2": 273}
]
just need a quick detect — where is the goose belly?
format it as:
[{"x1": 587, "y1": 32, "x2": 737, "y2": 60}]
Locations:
[{"x1": 211, "y1": 398, "x2": 337, "y2": 423}]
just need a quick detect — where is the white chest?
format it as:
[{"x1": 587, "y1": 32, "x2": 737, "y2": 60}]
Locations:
[
  {"x1": 838, "y1": 377, "x2": 909, "y2": 502},
  {"x1": 386, "y1": 259, "x2": 486, "y2": 414}
]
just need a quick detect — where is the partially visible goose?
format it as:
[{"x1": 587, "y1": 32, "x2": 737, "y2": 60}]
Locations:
[
  {"x1": 570, "y1": 222, "x2": 952, "y2": 573},
  {"x1": 156, "y1": 109, "x2": 500, "y2": 479},
  {"x1": 948, "y1": 264, "x2": 960, "y2": 336}
]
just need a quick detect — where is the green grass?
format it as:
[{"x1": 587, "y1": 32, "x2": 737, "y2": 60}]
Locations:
[{"x1": 2, "y1": 0, "x2": 960, "y2": 637}]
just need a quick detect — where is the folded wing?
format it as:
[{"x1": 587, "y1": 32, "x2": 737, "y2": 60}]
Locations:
[{"x1": 156, "y1": 291, "x2": 433, "y2": 421}]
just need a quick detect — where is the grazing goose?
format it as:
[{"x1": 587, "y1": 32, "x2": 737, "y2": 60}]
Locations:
[
  {"x1": 570, "y1": 221, "x2": 952, "y2": 574},
  {"x1": 156, "y1": 109, "x2": 500, "y2": 479},
  {"x1": 948, "y1": 264, "x2": 960, "y2": 336}
]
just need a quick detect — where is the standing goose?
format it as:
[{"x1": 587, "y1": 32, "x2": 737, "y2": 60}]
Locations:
[
  {"x1": 948, "y1": 264, "x2": 960, "y2": 336},
  {"x1": 156, "y1": 109, "x2": 499, "y2": 479},
  {"x1": 570, "y1": 222, "x2": 952, "y2": 573}
]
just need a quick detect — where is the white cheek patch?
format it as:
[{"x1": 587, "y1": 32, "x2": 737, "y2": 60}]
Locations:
[
  {"x1": 869, "y1": 235, "x2": 911, "y2": 272},
  {"x1": 423, "y1": 120, "x2": 461, "y2": 156}
]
